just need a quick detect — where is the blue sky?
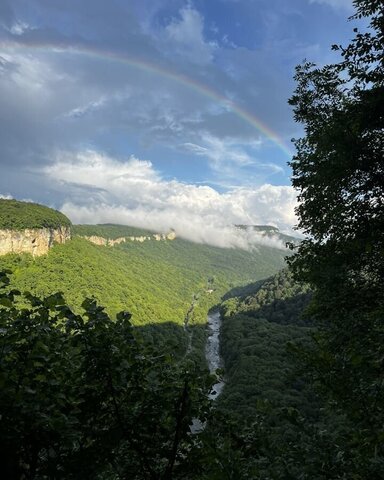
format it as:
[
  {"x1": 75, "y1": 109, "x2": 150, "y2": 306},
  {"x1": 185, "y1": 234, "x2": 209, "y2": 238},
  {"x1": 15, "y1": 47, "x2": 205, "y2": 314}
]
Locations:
[{"x1": 0, "y1": 0, "x2": 358, "y2": 244}]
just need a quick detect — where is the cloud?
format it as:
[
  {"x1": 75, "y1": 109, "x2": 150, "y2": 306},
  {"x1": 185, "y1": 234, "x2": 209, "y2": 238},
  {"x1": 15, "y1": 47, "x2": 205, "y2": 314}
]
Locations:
[
  {"x1": 0, "y1": 0, "x2": 14, "y2": 30},
  {"x1": 182, "y1": 134, "x2": 283, "y2": 185},
  {"x1": 184, "y1": 135, "x2": 254, "y2": 168},
  {"x1": 163, "y1": 5, "x2": 217, "y2": 65},
  {"x1": 43, "y1": 150, "x2": 298, "y2": 249},
  {"x1": 0, "y1": 0, "x2": 351, "y2": 218},
  {"x1": 0, "y1": 44, "x2": 286, "y2": 172},
  {"x1": 0, "y1": 0, "x2": 300, "y2": 187},
  {"x1": 8, "y1": 21, "x2": 31, "y2": 36},
  {"x1": 0, "y1": 49, "x2": 90, "y2": 167},
  {"x1": 308, "y1": 0, "x2": 354, "y2": 10}
]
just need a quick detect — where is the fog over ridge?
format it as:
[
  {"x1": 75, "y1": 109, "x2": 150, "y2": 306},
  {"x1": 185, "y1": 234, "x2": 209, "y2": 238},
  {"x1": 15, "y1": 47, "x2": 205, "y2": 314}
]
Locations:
[
  {"x1": 61, "y1": 202, "x2": 290, "y2": 251},
  {"x1": 1, "y1": 150, "x2": 297, "y2": 250},
  {"x1": 48, "y1": 150, "x2": 297, "y2": 250}
]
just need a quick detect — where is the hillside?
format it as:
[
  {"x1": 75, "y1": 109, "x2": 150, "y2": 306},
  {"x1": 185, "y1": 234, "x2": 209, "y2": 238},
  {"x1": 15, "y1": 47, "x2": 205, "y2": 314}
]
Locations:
[
  {"x1": 205, "y1": 272, "x2": 319, "y2": 477},
  {"x1": 203, "y1": 271, "x2": 350, "y2": 478},
  {"x1": 73, "y1": 223, "x2": 163, "y2": 239},
  {"x1": 0, "y1": 199, "x2": 71, "y2": 230},
  {"x1": 0, "y1": 199, "x2": 72, "y2": 257},
  {"x1": 0, "y1": 224, "x2": 288, "y2": 328},
  {"x1": 235, "y1": 224, "x2": 300, "y2": 246},
  {"x1": 219, "y1": 269, "x2": 313, "y2": 421}
]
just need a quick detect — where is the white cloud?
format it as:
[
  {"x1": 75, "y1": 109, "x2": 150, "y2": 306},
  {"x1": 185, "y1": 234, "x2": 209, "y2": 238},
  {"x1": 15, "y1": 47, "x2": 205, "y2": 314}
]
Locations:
[
  {"x1": 0, "y1": 51, "x2": 66, "y2": 97},
  {"x1": 182, "y1": 134, "x2": 282, "y2": 182},
  {"x1": 8, "y1": 21, "x2": 31, "y2": 36},
  {"x1": 64, "y1": 96, "x2": 107, "y2": 119},
  {"x1": 226, "y1": 184, "x2": 298, "y2": 228},
  {"x1": 164, "y1": 5, "x2": 217, "y2": 65},
  {"x1": 48, "y1": 150, "x2": 159, "y2": 186},
  {"x1": 190, "y1": 135, "x2": 254, "y2": 168},
  {"x1": 308, "y1": 0, "x2": 354, "y2": 10},
  {"x1": 43, "y1": 150, "x2": 298, "y2": 249}
]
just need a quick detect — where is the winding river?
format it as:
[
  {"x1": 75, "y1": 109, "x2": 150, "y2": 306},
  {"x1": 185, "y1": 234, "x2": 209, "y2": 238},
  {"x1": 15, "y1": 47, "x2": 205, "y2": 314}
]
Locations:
[
  {"x1": 205, "y1": 310, "x2": 225, "y2": 399},
  {"x1": 190, "y1": 310, "x2": 225, "y2": 433}
]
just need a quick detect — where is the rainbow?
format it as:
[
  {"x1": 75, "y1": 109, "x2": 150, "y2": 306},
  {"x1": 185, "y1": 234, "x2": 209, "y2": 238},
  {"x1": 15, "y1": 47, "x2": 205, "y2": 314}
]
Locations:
[{"x1": 0, "y1": 40, "x2": 293, "y2": 158}]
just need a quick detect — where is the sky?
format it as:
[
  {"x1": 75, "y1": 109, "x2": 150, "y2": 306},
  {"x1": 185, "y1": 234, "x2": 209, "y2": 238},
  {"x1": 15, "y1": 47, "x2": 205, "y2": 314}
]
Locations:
[{"x1": 0, "y1": 0, "x2": 357, "y2": 247}]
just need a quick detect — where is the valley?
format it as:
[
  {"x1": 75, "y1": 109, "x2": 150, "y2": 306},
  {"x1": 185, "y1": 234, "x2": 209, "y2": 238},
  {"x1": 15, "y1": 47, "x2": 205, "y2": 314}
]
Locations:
[
  {"x1": 0, "y1": 201, "x2": 309, "y2": 476},
  {"x1": 1, "y1": 0, "x2": 382, "y2": 476},
  {"x1": 1, "y1": 190, "x2": 380, "y2": 478},
  {"x1": 0, "y1": 221, "x2": 288, "y2": 327}
]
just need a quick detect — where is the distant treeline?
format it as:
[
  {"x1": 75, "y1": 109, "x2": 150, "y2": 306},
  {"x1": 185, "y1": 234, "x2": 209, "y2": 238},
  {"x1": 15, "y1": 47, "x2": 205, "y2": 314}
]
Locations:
[{"x1": 73, "y1": 223, "x2": 160, "y2": 239}]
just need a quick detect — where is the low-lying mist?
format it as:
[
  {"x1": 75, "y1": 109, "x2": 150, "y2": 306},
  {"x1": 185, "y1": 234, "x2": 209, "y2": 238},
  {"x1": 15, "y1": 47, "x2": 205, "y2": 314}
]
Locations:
[{"x1": 62, "y1": 202, "x2": 292, "y2": 250}]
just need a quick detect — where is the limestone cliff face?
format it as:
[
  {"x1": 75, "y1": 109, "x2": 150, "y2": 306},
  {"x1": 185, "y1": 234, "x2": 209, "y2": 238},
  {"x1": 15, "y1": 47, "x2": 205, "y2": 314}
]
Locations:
[
  {"x1": 82, "y1": 231, "x2": 176, "y2": 247},
  {"x1": 82, "y1": 235, "x2": 108, "y2": 246},
  {"x1": 0, "y1": 226, "x2": 71, "y2": 257}
]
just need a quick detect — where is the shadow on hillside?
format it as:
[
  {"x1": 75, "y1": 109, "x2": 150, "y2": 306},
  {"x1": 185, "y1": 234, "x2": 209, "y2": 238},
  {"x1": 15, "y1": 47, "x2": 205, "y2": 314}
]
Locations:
[
  {"x1": 221, "y1": 279, "x2": 267, "y2": 302},
  {"x1": 237, "y1": 293, "x2": 312, "y2": 327},
  {"x1": 131, "y1": 321, "x2": 209, "y2": 367}
]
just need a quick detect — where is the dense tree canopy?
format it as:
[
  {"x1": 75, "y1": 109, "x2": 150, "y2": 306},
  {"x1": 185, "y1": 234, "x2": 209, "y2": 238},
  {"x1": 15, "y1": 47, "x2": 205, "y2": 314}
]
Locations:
[
  {"x1": 288, "y1": 0, "x2": 384, "y2": 475},
  {"x1": 0, "y1": 271, "x2": 214, "y2": 479},
  {"x1": 0, "y1": 200, "x2": 71, "y2": 230},
  {"x1": 0, "y1": 230, "x2": 286, "y2": 326},
  {"x1": 220, "y1": 270, "x2": 313, "y2": 419}
]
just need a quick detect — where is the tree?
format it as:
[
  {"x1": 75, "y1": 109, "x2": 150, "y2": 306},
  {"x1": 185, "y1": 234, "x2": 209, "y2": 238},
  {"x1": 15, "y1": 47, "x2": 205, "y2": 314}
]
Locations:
[
  {"x1": 288, "y1": 0, "x2": 384, "y2": 475},
  {"x1": 0, "y1": 271, "x2": 213, "y2": 479}
]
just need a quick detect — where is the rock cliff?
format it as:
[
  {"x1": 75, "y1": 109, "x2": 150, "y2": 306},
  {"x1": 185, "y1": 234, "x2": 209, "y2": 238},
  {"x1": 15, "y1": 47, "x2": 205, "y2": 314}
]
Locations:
[
  {"x1": 81, "y1": 230, "x2": 176, "y2": 247},
  {"x1": 0, "y1": 226, "x2": 71, "y2": 257}
]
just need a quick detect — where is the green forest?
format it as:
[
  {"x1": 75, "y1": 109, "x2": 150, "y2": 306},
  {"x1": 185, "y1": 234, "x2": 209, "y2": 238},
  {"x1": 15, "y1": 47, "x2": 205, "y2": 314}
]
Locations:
[
  {"x1": 0, "y1": 200, "x2": 72, "y2": 230},
  {"x1": 219, "y1": 269, "x2": 313, "y2": 419},
  {"x1": 0, "y1": 228, "x2": 287, "y2": 326},
  {"x1": 1, "y1": 1, "x2": 383, "y2": 478},
  {"x1": 0, "y1": 222, "x2": 287, "y2": 368}
]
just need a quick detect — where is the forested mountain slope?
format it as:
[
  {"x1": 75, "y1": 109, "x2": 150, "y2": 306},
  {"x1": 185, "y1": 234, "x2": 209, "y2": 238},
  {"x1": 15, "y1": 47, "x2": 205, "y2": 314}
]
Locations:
[
  {"x1": 219, "y1": 270, "x2": 313, "y2": 421},
  {"x1": 0, "y1": 199, "x2": 71, "y2": 230},
  {"x1": 0, "y1": 224, "x2": 288, "y2": 327}
]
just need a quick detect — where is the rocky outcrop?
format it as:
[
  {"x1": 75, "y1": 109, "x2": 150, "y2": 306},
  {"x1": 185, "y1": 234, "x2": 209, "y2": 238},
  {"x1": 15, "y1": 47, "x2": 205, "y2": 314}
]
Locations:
[
  {"x1": 82, "y1": 235, "x2": 108, "y2": 246},
  {"x1": 81, "y1": 231, "x2": 176, "y2": 247},
  {"x1": 0, "y1": 226, "x2": 71, "y2": 257},
  {"x1": 108, "y1": 237, "x2": 126, "y2": 246}
]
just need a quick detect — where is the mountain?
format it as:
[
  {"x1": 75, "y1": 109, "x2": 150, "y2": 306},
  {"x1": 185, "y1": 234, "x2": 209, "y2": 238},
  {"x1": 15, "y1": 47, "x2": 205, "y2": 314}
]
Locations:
[
  {"x1": 0, "y1": 202, "x2": 339, "y2": 478},
  {"x1": 219, "y1": 269, "x2": 313, "y2": 421},
  {"x1": 0, "y1": 199, "x2": 71, "y2": 230},
  {"x1": 235, "y1": 224, "x2": 300, "y2": 246},
  {"x1": 0, "y1": 220, "x2": 289, "y2": 327},
  {"x1": 0, "y1": 210, "x2": 291, "y2": 392},
  {"x1": 0, "y1": 199, "x2": 71, "y2": 256}
]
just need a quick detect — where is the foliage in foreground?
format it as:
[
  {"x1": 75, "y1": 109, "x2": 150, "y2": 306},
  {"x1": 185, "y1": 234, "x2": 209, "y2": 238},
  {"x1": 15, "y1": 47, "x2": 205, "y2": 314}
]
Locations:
[
  {"x1": 0, "y1": 267, "x2": 363, "y2": 480},
  {"x1": 2, "y1": 264, "x2": 382, "y2": 479},
  {"x1": 0, "y1": 271, "x2": 213, "y2": 479},
  {"x1": 288, "y1": 0, "x2": 384, "y2": 476}
]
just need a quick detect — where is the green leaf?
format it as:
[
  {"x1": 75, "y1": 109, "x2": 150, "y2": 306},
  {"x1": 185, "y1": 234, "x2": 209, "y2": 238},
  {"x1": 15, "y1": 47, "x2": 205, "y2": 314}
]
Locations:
[{"x1": 0, "y1": 297, "x2": 13, "y2": 308}]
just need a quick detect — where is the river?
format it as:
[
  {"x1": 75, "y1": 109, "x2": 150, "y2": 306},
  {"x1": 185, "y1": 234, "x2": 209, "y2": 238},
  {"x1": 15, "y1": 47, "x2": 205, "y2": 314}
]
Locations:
[
  {"x1": 205, "y1": 310, "x2": 225, "y2": 399},
  {"x1": 190, "y1": 310, "x2": 225, "y2": 433}
]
